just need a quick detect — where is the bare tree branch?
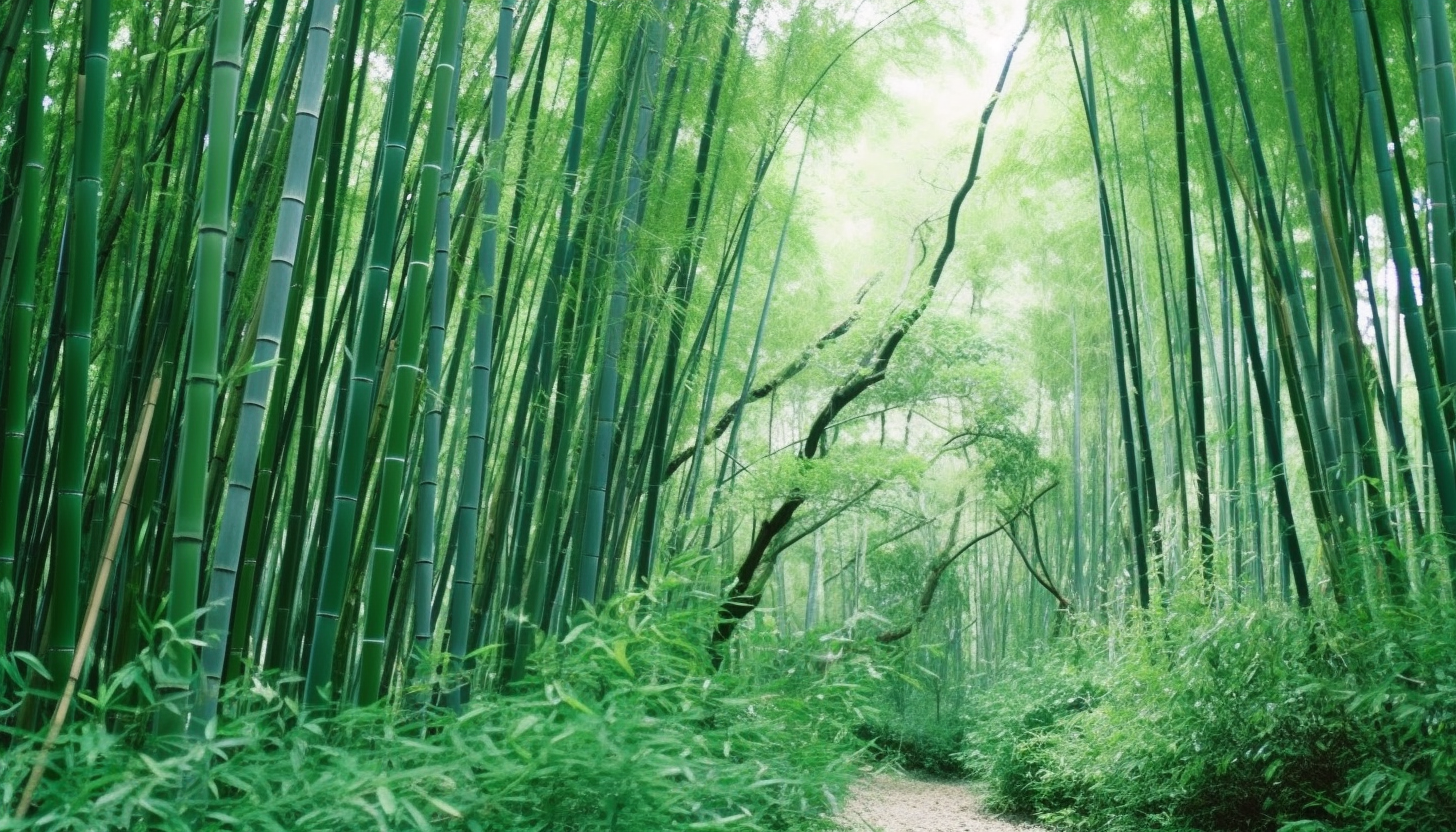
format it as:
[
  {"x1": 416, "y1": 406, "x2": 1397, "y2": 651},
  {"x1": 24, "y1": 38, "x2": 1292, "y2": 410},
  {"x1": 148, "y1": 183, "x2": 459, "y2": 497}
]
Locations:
[
  {"x1": 877, "y1": 481, "x2": 1058, "y2": 645},
  {"x1": 709, "y1": 17, "x2": 1031, "y2": 667},
  {"x1": 666, "y1": 310, "x2": 863, "y2": 478}
]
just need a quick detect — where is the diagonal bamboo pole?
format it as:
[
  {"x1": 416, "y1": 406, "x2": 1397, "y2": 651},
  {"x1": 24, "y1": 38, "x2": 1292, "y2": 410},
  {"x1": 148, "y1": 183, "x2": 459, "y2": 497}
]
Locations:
[{"x1": 15, "y1": 375, "x2": 162, "y2": 820}]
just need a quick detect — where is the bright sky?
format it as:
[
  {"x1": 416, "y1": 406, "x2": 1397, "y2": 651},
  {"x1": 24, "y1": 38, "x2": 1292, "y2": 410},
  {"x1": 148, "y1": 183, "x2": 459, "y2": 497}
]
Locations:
[{"x1": 801, "y1": 0, "x2": 1035, "y2": 315}]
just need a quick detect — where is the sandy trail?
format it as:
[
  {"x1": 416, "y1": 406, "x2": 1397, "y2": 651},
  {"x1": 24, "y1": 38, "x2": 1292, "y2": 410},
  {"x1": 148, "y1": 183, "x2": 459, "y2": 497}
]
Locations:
[{"x1": 838, "y1": 774, "x2": 1046, "y2": 832}]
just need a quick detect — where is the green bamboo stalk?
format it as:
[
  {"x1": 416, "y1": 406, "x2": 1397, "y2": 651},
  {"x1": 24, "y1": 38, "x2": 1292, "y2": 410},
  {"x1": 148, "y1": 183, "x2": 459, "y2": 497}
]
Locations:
[
  {"x1": 51, "y1": 0, "x2": 112, "y2": 692},
  {"x1": 1210, "y1": 0, "x2": 1357, "y2": 581},
  {"x1": 447, "y1": 0, "x2": 517, "y2": 709},
  {"x1": 577, "y1": 5, "x2": 664, "y2": 606},
  {"x1": 1141, "y1": 119, "x2": 1190, "y2": 564},
  {"x1": 1351, "y1": 185, "x2": 1427, "y2": 549},
  {"x1": 503, "y1": 0, "x2": 599, "y2": 683},
  {"x1": 306, "y1": 0, "x2": 429, "y2": 707},
  {"x1": 703, "y1": 110, "x2": 816, "y2": 560},
  {"x1": 225, "y1": 84, "x2": 343, "y2": 679},
  {"x1": 1212, "y1": 0, "x2": 1375, "y2": 595},
  {"x1": 193, "y1": 0, "x2": 342, "y2": 728},
  {"x1": 541, "y1": 38, "x2": 656, "y2": 618},
  {"x1": 1349, "y1": 0, "x2": 1456, "y2": 583},
  {"x1": 0, "y1": 0, "x2": 49, "y2": 646},
  {"x1": 356, "y1": 0, "x2": 462, "y2": 706},
  {"x1": 412, "y1": 0, "x2": 467, "y2": 683},
  {"x1": 1066, "y1": 24, "x2": 1149, "y2": 608},
  {"x1": 1269, "y1": 0, "x2": 1405, "y2": 598},
  {"x1": 1180, "y1": 0, "x2": 1311, "y2": 606},
  {"x1": 218, "y1": 0, "x2": 310, "y2": 336},
  {"x1": 266, "y1": 0, "x2": 368, "y2": 675},
  {"x1": 1428, "y1": 1, "x2": 1456, "y2": 228},
  {"x1": 0, "y1": 1, "x2": 27, "y2": 123},
  {"x1": 493, "y1": 0, "x2": 557, "y2": 357},
  {"x1": 678, "y1": 149, "x2": 769, "y2": 549},
  {"x1": 1101, "y1": 72, "x2": 1164, "y2": 593},
  {"x1": 230, "y1": 0, "x2": 290, "y2": 201},
  {"x1": 1415, "y1": 0, "x2": 1456, "y2": 409},
  {"x1": 1170, "y1": 0, "x2": 1213, "y2": 589},
  {"x1": 636, "y1": 0, "x2": 743, "y2": 587},
  {"x1": 1364, "y1": 2, "x2": 1450, "y2": 420},
  {"x1": 462, "y1": 0, "x2": 557, "y2": 668},
  {"x1": 159, "y1": 0, "x2": 248, "y2": 735}
]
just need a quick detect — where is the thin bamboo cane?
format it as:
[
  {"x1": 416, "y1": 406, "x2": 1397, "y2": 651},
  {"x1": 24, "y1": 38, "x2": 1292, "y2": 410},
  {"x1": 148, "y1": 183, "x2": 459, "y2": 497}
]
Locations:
[
  {"x1": 447, "y1": 0, "x2": 518, "y2": 709},
  {"x1": 14, "y1": 375, "x2": 160, "y2": 820}
]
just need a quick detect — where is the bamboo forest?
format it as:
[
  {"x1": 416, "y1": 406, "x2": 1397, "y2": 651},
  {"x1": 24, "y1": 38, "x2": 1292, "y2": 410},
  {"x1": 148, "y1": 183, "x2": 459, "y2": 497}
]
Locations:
[{"x1": 4, "y1": 0, "x2": 1456, "y2": 828}]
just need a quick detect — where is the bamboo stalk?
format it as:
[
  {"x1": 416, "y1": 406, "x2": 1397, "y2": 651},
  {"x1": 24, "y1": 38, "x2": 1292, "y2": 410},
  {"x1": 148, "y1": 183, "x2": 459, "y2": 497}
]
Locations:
[{"x1": 15, "y1": 375, "x2": 161, "y2": 820}]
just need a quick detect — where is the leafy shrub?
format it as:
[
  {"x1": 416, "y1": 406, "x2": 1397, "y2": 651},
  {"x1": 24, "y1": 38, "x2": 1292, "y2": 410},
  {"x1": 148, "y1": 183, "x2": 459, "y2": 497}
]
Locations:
[
  {"x1": 856, "y1": 718, "x2": 968, "y2": 777},
  {"x1": 959, "y1": 600, "x2": 1456, "y2": 832},
  {"x1": 957, "y1": 652, "x2": 1096, "y2": 813},
  {"x1": 0, "y1": 598, "x2": 877, "y2": 831}
]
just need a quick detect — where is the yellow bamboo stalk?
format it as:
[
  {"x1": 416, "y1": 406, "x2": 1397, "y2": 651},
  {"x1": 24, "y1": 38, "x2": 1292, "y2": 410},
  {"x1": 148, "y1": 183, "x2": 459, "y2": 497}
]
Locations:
[{"x1": 14, "y1": 374, "x2": 163, "y2": 819}]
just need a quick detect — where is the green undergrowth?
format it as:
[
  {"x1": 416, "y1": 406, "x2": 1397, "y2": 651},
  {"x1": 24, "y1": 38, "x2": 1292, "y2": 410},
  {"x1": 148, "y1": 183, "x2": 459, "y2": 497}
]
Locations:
[
  {"x1": 958, "y1": 598, "x2": 1456, "y2": 831},
  {"x1": 855, "y1": 718, "x2": 968, "y2": 778},
  {"x1": 1, "y1": 598, "x2": 877, "y2": 831},
  {"x1": 852, "y1": 639, "x2": 977, "y2": 778}
]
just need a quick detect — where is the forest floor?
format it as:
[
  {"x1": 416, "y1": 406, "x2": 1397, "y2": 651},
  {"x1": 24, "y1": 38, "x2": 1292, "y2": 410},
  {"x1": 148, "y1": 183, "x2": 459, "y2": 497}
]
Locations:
[{"x1": 838, "y1": 774, "x2": 1047, "y2": 832}]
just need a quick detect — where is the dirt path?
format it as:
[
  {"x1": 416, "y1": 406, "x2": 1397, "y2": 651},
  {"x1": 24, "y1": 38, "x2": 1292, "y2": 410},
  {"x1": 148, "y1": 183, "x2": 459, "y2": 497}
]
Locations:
[{"x1": 838, "y1": 774, "x2": 1046, "y2": 832}]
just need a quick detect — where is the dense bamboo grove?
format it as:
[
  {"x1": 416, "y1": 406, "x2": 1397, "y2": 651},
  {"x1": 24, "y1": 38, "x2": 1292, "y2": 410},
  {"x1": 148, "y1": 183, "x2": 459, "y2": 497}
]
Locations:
[
  {"x1": 5, "y1": 0, "x2": 1456, "y2": 826},
  {"x1": 0, "y1": 0, "x2": 1017, "y2": 736},
  {"x1": 877, "y1": 0, "x2": 1456, "y2": 657},
  {"x1": 1019, "y1": 0, "x2": 1456, "y2": 617}
]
